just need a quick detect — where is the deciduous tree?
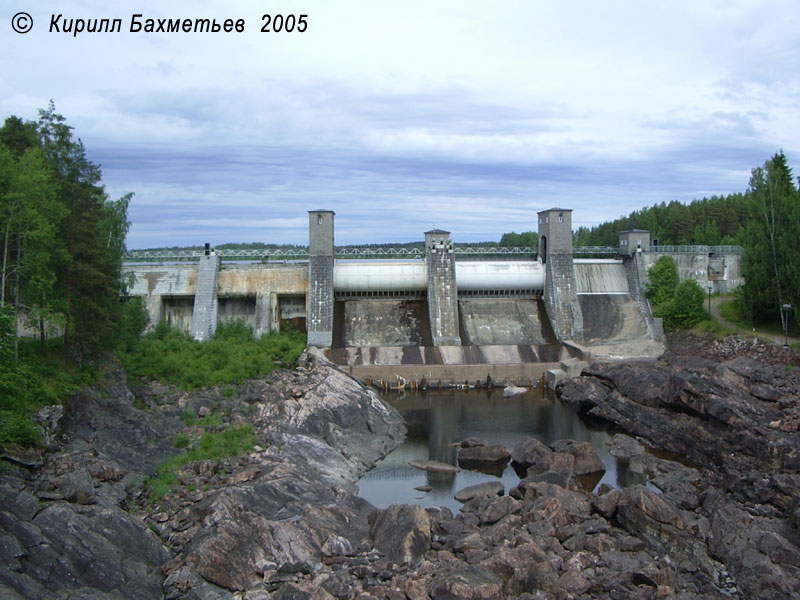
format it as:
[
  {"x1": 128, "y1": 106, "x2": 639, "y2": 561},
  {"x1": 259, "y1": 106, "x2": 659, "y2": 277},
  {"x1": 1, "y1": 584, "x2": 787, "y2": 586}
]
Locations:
[{"x1": 645, "y1": 255, "x2": 679, "y2": 306}]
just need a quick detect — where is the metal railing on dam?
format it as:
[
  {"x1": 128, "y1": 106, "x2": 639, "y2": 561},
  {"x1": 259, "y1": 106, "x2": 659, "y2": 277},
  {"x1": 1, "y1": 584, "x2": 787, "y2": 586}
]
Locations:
[
  {"x1": 122, "y1": 245, "x2": 627, "y2": 263},
  {"x1": 122, "y1": 244, "x2": 742, "y2": 265},
  {"x1": 644, "y1": 245, "x2": 743, "y2": 254}
]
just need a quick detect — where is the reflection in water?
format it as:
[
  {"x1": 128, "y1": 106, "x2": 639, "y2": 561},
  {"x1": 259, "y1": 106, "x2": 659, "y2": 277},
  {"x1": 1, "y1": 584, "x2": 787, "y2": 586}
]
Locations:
[{"x1": 357, "y1": 387, "x2": 646, "y2": 511}]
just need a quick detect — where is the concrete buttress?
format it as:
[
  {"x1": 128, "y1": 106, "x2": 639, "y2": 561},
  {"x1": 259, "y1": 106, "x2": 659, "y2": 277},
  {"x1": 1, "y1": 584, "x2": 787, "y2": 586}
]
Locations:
[{"x1": 190, "y1": 254, "x2": 220, "y2": 341}]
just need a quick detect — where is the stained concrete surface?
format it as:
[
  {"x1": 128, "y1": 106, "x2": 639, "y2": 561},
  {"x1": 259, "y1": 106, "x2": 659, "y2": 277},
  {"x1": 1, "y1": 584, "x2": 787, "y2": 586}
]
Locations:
[
  {"x1": 578, "y1": 294, "x2": 664, "y2": 360},
  {"x1": 458, "y1": 298, "x2": 555, "y2": 345},
  {"x1": 332, "y1": 299, "x2": 432, "y2": 348}
]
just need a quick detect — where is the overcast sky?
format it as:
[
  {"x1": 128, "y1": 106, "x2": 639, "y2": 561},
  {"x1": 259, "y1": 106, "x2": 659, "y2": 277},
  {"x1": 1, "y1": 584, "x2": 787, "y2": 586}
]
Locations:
[{"x1": 3, "y1": 1, "x2": 799, "y2": 248}]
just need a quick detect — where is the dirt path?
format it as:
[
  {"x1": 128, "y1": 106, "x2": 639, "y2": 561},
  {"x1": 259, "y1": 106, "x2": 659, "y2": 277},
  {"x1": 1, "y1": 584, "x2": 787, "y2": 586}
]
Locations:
[{"x1": 709, "y1": 296, "x2": 798, "y2": 346}]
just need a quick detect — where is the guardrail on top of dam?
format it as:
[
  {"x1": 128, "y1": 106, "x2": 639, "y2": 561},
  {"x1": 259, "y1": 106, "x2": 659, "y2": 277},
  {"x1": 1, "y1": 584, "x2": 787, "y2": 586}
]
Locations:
[{"x1": 122, "y1": 244, "x2": 743, "y2": 263}]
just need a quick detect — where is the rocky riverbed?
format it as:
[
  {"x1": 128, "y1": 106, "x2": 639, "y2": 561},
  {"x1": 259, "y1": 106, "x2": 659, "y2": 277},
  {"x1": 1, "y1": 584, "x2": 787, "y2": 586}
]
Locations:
[{"x1": 1, "y1": 335, "x2": 799, "y2": 599}]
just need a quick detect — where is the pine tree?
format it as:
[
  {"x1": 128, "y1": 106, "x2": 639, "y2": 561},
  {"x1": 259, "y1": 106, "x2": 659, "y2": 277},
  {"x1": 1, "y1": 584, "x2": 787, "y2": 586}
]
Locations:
[
  {"x1": 36, "y1": 102, "x2": 131, "y2": 361},
  {"x1": 740, "y1": 152, "x2": 800, "y2": 323}
]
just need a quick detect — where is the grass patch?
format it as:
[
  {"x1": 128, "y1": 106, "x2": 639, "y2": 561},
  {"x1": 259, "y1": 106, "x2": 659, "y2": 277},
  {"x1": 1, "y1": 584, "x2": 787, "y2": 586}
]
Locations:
[
  {"x1": 718, "y1": 300, "x2": 746, "y2": 326},
  {"x1": 120, "y1": 320, "x2": 306, "y2": 390},
  {"x1": 181, "y1": 408, "x2": 197, "y2": 426},
  {"x1": 718, "y1": 298, "x2": 799, "y2": 340},
  {"x1": 145, "y1": 424, "x2": 256, "y2": 504},
  {"x1": 198, "y1": 412, "x2": 222, "y2": 428},
  {"x1": 693, "y1": 319, "x2": 738, "y2": 338}
]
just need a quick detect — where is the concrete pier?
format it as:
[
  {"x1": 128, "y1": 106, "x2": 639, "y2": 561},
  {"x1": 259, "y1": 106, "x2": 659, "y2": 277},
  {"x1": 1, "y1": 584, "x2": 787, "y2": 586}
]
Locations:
[
  {"x1": 425, "y1": 229, "x2": 462, "y2": 346},
  {"x1": 190, "y1": 253, "x2": 219, "y2": 341},
  {"x1": 307, "y1": 210, "x2": 335, "y2": 347},
  {"x1": 538, "y1": 208, "x2": 583, "y2": 343}
]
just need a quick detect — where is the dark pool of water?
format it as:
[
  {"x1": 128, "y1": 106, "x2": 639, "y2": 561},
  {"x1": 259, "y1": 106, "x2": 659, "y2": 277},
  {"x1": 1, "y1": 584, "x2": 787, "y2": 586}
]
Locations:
[{"x1": 357, "y1": 387, "x2": 647, "y2": 512}]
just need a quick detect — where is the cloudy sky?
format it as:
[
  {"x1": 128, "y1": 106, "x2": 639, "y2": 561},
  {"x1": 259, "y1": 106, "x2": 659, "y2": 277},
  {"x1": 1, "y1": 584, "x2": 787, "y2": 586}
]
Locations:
[{"x1": 3, "y1": 1, "x2": 799, "y2": 248}]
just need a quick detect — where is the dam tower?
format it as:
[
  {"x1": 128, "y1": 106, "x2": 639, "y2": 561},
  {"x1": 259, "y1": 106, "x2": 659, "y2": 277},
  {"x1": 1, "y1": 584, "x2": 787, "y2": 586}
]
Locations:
[{"x1": 538, "y1": 208, "x2": 583, "y2": 343}]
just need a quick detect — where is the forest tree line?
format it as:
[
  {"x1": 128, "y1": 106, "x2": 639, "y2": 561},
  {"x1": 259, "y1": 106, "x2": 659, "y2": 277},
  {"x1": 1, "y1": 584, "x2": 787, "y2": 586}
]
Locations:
[
  {"x1": 574, "y1": 152, "x2": 799, "y2": 324},
  {"x1": 573, "y1": 195, "x2": 750, "y2": 248},
  {"x1": 0, "y1": 102, "x2": 131, "y2": 363}
]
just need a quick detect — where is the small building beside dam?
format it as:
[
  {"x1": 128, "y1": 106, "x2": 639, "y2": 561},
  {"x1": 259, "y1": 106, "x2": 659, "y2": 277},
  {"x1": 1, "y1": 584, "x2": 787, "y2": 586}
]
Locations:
[{"x1": 125, "y1": 209, "x2": 743, "y2": 387}]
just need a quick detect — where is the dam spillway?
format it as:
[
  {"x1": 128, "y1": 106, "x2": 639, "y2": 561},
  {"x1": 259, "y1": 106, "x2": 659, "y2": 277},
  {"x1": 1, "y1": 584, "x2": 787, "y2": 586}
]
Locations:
[{"x1": 574, "y1": 259, "x2": 629, "y2": 294}]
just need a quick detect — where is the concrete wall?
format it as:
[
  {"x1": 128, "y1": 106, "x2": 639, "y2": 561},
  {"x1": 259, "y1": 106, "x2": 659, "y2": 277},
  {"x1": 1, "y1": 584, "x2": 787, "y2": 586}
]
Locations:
[
  {"x1": 217, "y1": 296, "x2": 257, "y2": 330},
  {"x1": 126, "y1": 264, "x2": 198, "y2": 329},
  {"x1": 217, "y1": 264, "x2": 307, "y2": 296},
  {"x1": 342, "y1": 362, "x2": 560, "y2": 388},
  {"x1": 333, "y1": 299, "x2": 431, "y2": 347},
  {"x1": 328, "y1": 343, "x2": 567, "y2": 368},
  {"x1": 641, "y1": 251, "x2": 743, "y2": 293},
  {"x1": 126, "y1": 262, "x2": 308, "y2": 337},
  {"x1": 579, "y1": 294, "x2": 648, "y2": 343},
  {"x1": 458, "y1": 299, "x2": 554, "y2": 345},
  {"x1": 162, "y1": 296, "x2": 193, "y2": 334}
]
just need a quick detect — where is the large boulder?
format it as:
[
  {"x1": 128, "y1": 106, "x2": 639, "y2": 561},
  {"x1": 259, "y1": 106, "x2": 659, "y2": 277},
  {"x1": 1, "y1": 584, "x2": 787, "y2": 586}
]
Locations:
[
  {"x1": 457, "y1": 442, "x2": 510, "y2": 469},
  {"x1": 510, "y1": 437, "x2": 552, "y2": 469},
  {"x1": 549, "y1": 439, "x2": 605, "y2": 476},
  {"x1": 615, "y1": 485, "x2": 688, "y2": 553},
  {"x1": 60, "y1": 468, "x2": 95, "y2": 504},
  {"x1": 454, "y1": 481, "x2": 504, "y2": 503},
  {"x1": 369, "y1": 504, "x2": 431, "y2": 565}
]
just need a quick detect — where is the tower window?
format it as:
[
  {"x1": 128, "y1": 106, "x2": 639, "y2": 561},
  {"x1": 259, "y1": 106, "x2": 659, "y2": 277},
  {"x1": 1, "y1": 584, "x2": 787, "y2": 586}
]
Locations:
[{"x1": 318, "y1": 215, "x2": 323, "y2": 225}]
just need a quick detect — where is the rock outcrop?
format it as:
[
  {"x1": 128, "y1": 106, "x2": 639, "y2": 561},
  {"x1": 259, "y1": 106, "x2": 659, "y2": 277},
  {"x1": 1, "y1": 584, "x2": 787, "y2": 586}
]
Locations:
[
  {"x1": 0, "y1": 354, "x2": 405, "y2": 600},
  {"x1": 3, "y1": 332, "x2": 798, "y2": 599},
  {"x1": 556, "y1": 334, "x2": 800, "y2": 600}
]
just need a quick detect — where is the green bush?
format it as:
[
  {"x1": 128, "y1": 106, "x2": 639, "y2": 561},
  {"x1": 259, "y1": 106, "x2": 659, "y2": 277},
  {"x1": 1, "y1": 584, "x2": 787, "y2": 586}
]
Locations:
[
  {"x1": 116, "y1": 297, "x2": 149, "y2": 352},
  {"x1": 1, "y1": 305, "x2": 89, "y2": 450},
  {"x1": 0, "y1": 410, "x2": 42, "y2": 448},
  {"x1": 198, "y1": 412, "x2": 222, "y2": 428},
  {"x1": 656, "y1": 279, "x2": 707, "y2": 331},
  {"x1": 646, "y1": 256, "x2": 680, "y2": 306},
  {"x1": 120, "y1": 322, "x2": 305, "y2": 390}
]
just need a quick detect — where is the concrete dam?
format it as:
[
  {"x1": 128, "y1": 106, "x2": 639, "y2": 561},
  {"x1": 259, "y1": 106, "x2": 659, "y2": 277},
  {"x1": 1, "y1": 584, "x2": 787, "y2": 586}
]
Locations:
[{"x1": 126, "y1": 208, "x2": 743, "y2": 386}]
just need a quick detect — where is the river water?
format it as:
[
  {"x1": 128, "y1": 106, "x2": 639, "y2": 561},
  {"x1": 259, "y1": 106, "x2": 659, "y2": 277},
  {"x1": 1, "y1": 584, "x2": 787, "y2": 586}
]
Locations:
[{"x1": 357, "y1": 387, "x2": 646, "y2": 512}]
